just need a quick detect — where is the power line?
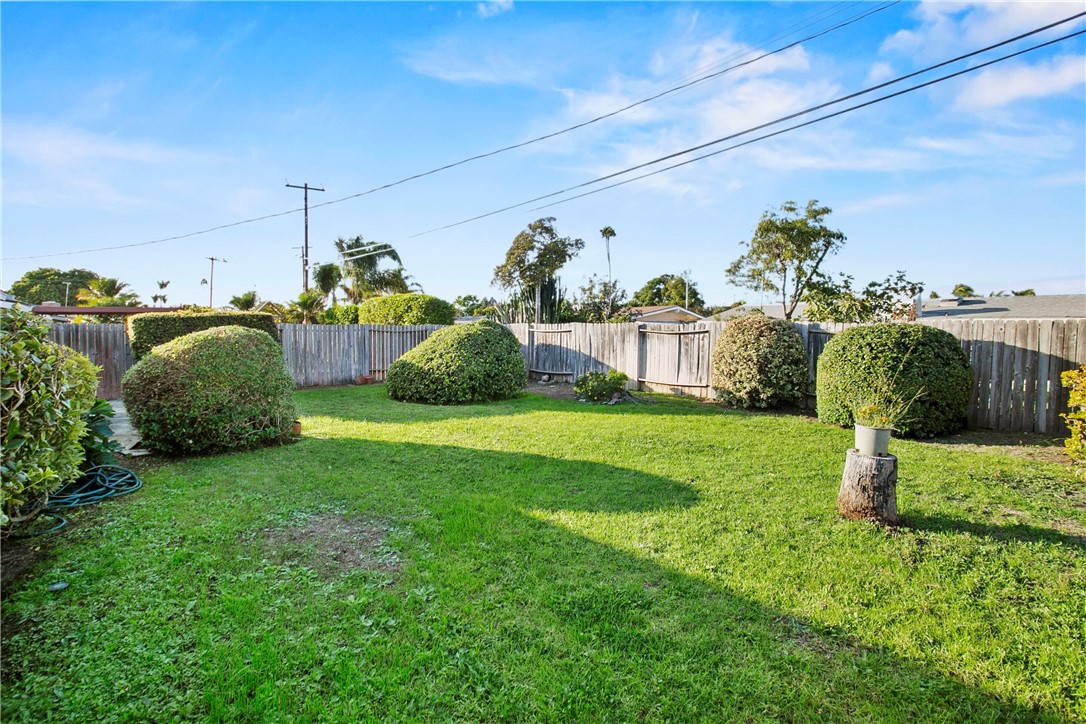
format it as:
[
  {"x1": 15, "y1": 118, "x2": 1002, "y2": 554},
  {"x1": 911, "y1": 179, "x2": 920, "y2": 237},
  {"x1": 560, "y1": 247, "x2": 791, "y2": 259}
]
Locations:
[
  {"x1": 526, "y1": 28, "x2": 1086, "y2": 215},
  {"x1": 3, "y1": 2, "x2": 899, "y2": 263},
  {"x1": 409, "y1": 14, "x2": 1086, "y2": 237}
]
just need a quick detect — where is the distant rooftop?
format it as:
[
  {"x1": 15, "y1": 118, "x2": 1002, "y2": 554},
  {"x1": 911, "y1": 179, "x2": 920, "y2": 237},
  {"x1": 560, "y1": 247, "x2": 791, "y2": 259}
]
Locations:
[{"x1": 920, "y1": 294, "x2": 1086, "y2": 319}]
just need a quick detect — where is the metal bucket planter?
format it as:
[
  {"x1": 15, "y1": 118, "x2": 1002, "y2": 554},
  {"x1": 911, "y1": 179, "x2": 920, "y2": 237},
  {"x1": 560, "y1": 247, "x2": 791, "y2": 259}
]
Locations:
[{"x1": 854, "y1": 424, "x2": 891, "y2": 457}]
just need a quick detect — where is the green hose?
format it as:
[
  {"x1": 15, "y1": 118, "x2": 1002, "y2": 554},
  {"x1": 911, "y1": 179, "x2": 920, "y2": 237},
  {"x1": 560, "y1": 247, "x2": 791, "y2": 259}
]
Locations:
[{"x1": 8, "y1": 465, "x2": 142, "y2": 538}]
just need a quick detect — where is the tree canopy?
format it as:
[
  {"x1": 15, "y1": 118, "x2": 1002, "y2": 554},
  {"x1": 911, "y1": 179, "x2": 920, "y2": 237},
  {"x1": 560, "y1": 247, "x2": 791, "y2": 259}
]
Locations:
[
  {"x1": 335, "y1": 235, "x2": 407, "y2": 301},
  {"x1": 75, "y1": 277, "x2": 141, "y2": 307},
  {"x1": 493, "y1": 217, "x2": 584, "y2": 324},
  {"x1": 9, "y1": 267, "x2": 99, "y2": 306},
  {"x1": 629, "y1": 274, "x2": 705, "y2": 313},
  {"x1": 726, "y1": 200, "x2": 845, "y2": 320},
  {"x1": 804, "y1": 271, "x2": 924, "y2": 323}
]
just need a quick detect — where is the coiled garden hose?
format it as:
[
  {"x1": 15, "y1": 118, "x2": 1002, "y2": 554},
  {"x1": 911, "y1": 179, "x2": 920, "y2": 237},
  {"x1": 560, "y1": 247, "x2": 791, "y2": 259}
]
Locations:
[{"x1": 8, "y1": 465, "x2": 142, "y2": 538}]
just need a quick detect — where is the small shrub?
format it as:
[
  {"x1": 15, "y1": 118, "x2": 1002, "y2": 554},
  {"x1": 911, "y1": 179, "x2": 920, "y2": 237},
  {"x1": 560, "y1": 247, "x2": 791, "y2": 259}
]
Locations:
[
  {"x1": 1062, "y1": 364, "x2": 1086, "y2": 478},
  {"x1": 1, "y1": 309, "x2": 98, "y2": 526},
  {"x1": 816, "y1": 322, "x2": 971, "y2": 438},
  {"x1": 386, "y1": 320, "x2": 526, "y2": 405},
  {"x1": 711, "y1": 314, "x2": 807, "y2": 408},
  {"x1": 574, "y1": 370, "x2": 630, "y2": 402},
  {"x1": 128, "y1": 311, "x2": 279, "y2": 360},
  {"x1": 359, "y1": 294, "x2": 455, "y2": 326},
  {"x1": 80, "y1": 399, "x2": 122, "y2": 469},
  {"x1": 122, "y1": 326, "x2": 296, "y2": 454},
  {"x1": 319, "y1": 304, "x2": 361, "y2": 325}
]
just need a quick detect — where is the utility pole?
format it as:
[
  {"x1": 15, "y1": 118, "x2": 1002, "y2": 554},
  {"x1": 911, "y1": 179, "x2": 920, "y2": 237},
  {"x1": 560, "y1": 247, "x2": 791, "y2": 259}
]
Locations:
[
  {"x1": 207, "y1": 256, "x2": 227, "y2": 307},
  {"x1": 286, "y1": 182, "x2": 325, "y2": 293}
]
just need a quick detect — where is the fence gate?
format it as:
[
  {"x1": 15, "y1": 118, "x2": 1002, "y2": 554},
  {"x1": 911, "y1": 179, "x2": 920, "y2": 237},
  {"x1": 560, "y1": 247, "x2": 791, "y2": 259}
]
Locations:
[
  {"x1": 528, "y1": 327, "x2": 574, "y2": 378},
  {"x1": 637, "y1": 326, "x2": 712, "y2": 393}
]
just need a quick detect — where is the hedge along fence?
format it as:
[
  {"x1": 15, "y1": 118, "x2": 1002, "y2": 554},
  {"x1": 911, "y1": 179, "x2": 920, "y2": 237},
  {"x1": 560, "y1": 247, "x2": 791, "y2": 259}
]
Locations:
[
  {"x1": 127, "y1": 311, "x2": 279, "y2": 360},
  {"x1": 46, "y1": 318, "x2": 1086, "y2": 433}
]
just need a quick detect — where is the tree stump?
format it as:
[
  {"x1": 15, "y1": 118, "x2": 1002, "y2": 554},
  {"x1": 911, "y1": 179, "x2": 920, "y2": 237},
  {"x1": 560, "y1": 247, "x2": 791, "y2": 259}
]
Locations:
[{"x1": 838, "y1": 450, "x2": 898, "y2": 525}]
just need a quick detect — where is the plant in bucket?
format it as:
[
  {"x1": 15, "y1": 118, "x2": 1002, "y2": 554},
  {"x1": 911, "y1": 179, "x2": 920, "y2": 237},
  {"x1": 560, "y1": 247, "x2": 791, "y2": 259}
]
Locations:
[{"x1": 851, "y1": 387, "x2": 923, "y2": 456}]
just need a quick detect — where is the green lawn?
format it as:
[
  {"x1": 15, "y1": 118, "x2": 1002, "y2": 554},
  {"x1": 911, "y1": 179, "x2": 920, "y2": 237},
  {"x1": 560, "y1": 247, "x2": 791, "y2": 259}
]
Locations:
[{"x1": 2, "y1": 385, "x2": 1084, "y2": 721}]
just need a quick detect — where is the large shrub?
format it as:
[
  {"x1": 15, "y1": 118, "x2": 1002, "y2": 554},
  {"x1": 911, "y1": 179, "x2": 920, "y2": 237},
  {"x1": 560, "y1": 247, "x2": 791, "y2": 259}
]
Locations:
[
  {"x1": 711, "y1": 314, "x2": 807, "y2": 408},
  {"x1": 816, "y1": 322, "x2": 971, "y2": 438},
  {"x1": 128, "y1": 311, "x2": 279, "y2": 360},
  {"x1": 386, "y1": 320, "x2": 526, "y2": 404},
  {"x1": 1, "y1": 309, "x2": 98, "y2": 526},
  {"x1": 1062, "y1": 364, "x2": 1086, "y2": 479},
  {"x1": 359, "y1": 294, "x2": 455, "y2": 326},
  {"x1": 122, "y1": 326, "x2": 296, "y2": 454}
]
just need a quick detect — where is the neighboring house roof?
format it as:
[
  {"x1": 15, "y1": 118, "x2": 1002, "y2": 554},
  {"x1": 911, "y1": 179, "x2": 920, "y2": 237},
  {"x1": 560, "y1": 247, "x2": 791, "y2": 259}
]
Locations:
[
  {"x1": 254, "y1": 301, "x2": 288, "y2": 319},
  {"x1": 1, "y1": 289, "x2": 32, "y2": 311},
  {"x1": 629, "y1": 305, "x2": 704, "y2": 322},
  {"x1": 717, "y1": 303, "x2": 806, "y2": 320},
  {"x1": 920, "y1": 294, "x2": 1086, "y2": 319},
  {"x1": 30, "y1": 305, "x2": 185, "y2": 316}
]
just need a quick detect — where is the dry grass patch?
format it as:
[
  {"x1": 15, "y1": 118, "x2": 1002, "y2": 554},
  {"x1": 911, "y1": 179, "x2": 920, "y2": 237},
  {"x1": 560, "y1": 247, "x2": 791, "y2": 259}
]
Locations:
[{"x1": 261, "y1": 514, "x2": 402, "y2": 580}]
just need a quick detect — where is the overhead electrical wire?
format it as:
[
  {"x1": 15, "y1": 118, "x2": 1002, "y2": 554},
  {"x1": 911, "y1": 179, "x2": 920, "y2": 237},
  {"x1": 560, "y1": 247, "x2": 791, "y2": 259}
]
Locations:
[
  {"x1": 408, "y1": 13, "x2": 1086, "y2": 237},
  {"x1": 4, "y1": 2, "x2": 900, "y2": 262}
]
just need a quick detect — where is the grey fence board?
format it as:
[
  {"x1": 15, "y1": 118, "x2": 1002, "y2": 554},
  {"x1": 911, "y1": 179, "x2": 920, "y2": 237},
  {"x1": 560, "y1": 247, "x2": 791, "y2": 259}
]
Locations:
[{"x1": 47, "y1": 323, "x2": 133, "y2": 399}]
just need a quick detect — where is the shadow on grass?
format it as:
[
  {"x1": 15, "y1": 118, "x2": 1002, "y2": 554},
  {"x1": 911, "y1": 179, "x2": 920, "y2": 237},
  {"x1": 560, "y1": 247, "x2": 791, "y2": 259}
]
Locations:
[
  {"x1": 189, "y1": 436, "x2": 1051, "y2": 720},
  {"x1": 902, "y1": 511, "x2": 1085, "y2": 549}
]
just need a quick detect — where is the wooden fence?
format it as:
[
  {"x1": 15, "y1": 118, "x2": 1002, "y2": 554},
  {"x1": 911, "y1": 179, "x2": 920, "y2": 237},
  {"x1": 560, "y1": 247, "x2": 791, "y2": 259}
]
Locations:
[{"x1": 46, "y1": 318, "x2": 1085, "y2": 434}]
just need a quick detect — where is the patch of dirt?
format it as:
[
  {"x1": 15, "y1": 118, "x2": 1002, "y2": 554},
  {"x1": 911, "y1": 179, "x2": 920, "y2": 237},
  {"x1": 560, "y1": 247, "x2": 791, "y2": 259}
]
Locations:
[
  {"x1": 261, "y1": 514, "x2": 401, "y2": 580},
  {"x1": 921, "y1": 429, "x2": 1068, "y2": 463},
  {"x1": 526, "y1": 381, "x2": 578, "y2": 400}
]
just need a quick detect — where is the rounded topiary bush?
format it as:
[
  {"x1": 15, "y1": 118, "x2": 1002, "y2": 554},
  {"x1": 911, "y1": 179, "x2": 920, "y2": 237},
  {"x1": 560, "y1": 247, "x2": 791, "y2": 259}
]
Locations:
[
  {"x1": 711, "y1": 313, "x2": 807, "y2": 408},
  {"x1": 121, "y1": 325, "x2": 297, "y2": 454},
  {"x1": 386, "y1": 320, "x2": 526, "y2": 405},
  {"x1": 359, "y1": 293, "x2": 455, "y2": 326},
  {"x1": 1, "y1": 309, "x2": 98, "y2": 526},
  {"x1": 816, "y1": 322, "x2": 971, "y2": 438}
]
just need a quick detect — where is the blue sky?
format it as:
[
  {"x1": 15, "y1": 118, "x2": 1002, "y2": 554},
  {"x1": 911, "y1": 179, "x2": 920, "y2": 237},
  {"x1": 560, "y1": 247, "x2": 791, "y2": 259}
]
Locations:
[{"x1": 3, "y1": 1, "x2": 1084, "y2": 309}]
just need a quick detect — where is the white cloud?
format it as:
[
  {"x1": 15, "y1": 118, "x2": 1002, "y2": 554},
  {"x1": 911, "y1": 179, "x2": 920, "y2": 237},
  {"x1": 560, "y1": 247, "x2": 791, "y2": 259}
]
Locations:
[
  {"x1": 401, "y1": 36, "x2": 546, "y2": 86},
  {"x1": 882, "y1": 1, "x2": 1081, "y2": 60},
  {"x1": 954, "y1": 54, "x2": 1086, "y2": 109},
  {"x1": 476, "y1": 0, "x2": 513, "y2": 19},
  {"x1": 865, "y1": 62, "x2": 895, "y2": 86}
]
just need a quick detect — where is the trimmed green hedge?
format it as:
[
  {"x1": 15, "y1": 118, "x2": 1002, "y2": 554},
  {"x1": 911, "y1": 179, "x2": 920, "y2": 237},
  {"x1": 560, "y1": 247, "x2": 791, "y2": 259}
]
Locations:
[
  {"x1": 319, "y1": 304, "x2": 361, "y2": 325},
  {"x1": 386, "y1": 320, "x2": 526, "y2": 404},
  {"x1": 1, "y1": 308, "x2": 99, "y2": 526},
  {"x1": 711, "y1": 314, "x2": 807, "y2": 408},
  {"x1": 359, "y1": 294, "x2": 455, "y2": 326},
  {"x1": 816, "y1": 322, "x2": 971, "y2": 438},
  {"x1": 128, "y1": 311, "x2": 279, "y2": 359},
  {"x1": 121, "y1": 326, "x2": 296, "y2": 454}
]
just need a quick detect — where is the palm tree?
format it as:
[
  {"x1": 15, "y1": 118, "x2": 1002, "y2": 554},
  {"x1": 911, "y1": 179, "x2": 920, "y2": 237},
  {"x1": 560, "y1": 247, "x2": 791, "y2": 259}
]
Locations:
[
  {"x1": 335, "y1": 236, "x2": 404, "y2": 298},
  {"x1": 156, "y1": 280, "x2": 170, "y2": 306},
  {"x1": 76, "y1": 277, "x2": 141, "y2": 306},
  {"x1": 230, "y1": 291, "x2": 260, "y2": 311},
  {"x1": 286, "y1": 289, "x2": 326, "y2": 324},
  {"x1": 600, "y1": 226, "x2": 617, "y2": 284},
  {"x1": 951, "y1": 283, "x2": 976, "y2": 298},
  {"x1": 312, "y1": 263, "x2": 343, "y2": 306}
]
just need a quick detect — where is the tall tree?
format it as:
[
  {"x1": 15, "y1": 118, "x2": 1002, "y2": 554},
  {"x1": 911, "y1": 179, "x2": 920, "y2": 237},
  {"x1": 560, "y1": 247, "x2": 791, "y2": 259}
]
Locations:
[
  {"x1": 312, "y1": 263, "x2": 343, "y2": 306},
  {"x1": 75, "y1": 277, "x2": 141, "y2": 307},
  {"x1": 9, "y1": 267, "x2": 99, "y2": 306},
  {"x1": 630, "y1": 274, "x2": 705, "y2": 312},
  {"x1": 726, "y1": 200, "x2": 845, "y2": 320},
  {"x1": 493, "y1": 217, "x2": 584, "y2": 325},
  {"x1": 335, "y1": 235, "x2": 405, "y2": 299},
  {"x1": 156, "y1": 280, "x2": 170, "y2": 307},
  {"x1": 230, "y1": 291, "x2": 260, "y2": 311},
  {"x1": 600, "y1": 226, "x2": 617, "y2": 284}
]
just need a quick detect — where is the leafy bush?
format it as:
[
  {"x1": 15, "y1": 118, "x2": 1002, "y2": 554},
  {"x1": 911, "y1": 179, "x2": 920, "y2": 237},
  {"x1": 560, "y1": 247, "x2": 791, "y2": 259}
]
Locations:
[
  {"x1": 128, "y1": 311, "x2": 279, "y2": 360},
  {"x1": 318, "y1": 304, "x2": 361, "y2": 325},
  {"x1": 574, "y1": 370, "x2": 630, "y2": 402},
  {"x1": 816, "y1": 323, "x2": 971, "y2": 438},
  {"x1": 711, "y1": 314, "x2": 807, "y2": 408},
  {"x1": 80, "y1": 399, "x2": 122, "y2": 469},
  {"x1": 1, "y1": 308, "x2": 98, "y2": 526},
  {"x1": 1061, "y1": 364, "x2": 1086, "y2": 478},
  {"x1": 359, "y1": 294, "x2": 455, "y2": 326},
  {"x1": 386, "y1": 320, "x2": 526, "y2": 405},
  {"x1": 122, "y1": 326, "x2": 296, "y2": 454}
]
